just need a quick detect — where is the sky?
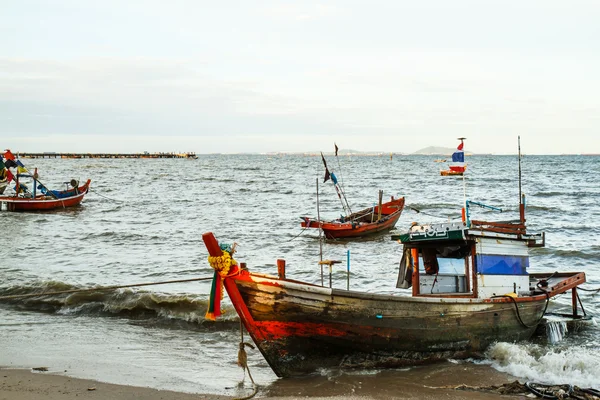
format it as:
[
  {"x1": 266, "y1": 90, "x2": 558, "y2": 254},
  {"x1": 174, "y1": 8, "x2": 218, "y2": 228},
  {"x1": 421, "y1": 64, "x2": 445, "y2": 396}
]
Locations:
[{"x1": 1, "y1": 0, "x2": 599, "y2": 155}]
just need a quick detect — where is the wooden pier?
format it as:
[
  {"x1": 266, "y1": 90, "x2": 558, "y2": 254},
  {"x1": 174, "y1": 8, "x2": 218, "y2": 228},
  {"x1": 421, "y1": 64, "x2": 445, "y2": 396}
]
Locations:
[{"x1": 16, "y1": 152, "x2": 198, "y2": 159}]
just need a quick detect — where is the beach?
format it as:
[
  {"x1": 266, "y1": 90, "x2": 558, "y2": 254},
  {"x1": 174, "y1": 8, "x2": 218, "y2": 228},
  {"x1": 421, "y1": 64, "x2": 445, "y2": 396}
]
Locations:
[{"x1": 1, "y1": 364, "x2": 528, "y2": 400}]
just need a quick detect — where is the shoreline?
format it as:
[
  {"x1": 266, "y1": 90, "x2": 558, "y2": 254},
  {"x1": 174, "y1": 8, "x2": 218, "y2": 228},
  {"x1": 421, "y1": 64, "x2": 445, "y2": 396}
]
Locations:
[{"x1": 1, "y1": 365, "x2": 526, "y2": 400}]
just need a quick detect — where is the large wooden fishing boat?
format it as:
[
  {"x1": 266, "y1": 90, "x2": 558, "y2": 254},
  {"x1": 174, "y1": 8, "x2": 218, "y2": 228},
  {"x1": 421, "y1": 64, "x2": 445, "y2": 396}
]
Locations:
[
  {"x1": 203, "y1": 198, "x2": 586, "y2": 377},
  {"x1": 300, "y1": 196, "x2": 405, "y2": 239}
]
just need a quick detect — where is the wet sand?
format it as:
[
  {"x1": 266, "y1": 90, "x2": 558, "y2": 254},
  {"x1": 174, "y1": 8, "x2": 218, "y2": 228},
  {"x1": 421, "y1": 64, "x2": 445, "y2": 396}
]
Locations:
[{"x1": 1, "y1": 365, "x2": 529, "y2": 400}]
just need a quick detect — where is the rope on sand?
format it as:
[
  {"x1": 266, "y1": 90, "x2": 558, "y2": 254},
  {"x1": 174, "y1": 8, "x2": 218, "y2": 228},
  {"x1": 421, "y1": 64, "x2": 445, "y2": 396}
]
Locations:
[
  {"x1": 449, "y1": 380, "x2": 600, "y2": 399},
  {"x1": 234, "y1": 321, "x2": 258, "y2": 400}
]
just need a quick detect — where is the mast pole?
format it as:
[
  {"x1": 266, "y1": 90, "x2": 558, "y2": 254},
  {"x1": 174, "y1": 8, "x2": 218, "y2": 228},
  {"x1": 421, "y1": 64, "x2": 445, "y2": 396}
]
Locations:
[
  {"x1": 333, "y1": 144, "x2": 352, "y2": 216},
  {"x1": 518, "y1": 136, "x2": 525, "y2": 225},
  {"x1": 316, "y1": 177, "x2": 324, "y2": 286}
]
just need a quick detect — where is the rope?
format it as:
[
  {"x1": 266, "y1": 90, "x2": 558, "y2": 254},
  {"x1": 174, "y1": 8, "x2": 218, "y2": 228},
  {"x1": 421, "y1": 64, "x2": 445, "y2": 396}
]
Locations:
[
  {"x1": 525, "y1": 382, "x2": 574, "y2": 399},
  {"x1": 234, "y1": 320, "x2": 258, "y2": 400},
  {"x1": 0, "y1": 277, "x2": 214, "y2": 301},
  {"x1": 288, "y1": 226, "x2": 308, "y2": 241},
  {"x1": 406, "y1": 204, "x2": 462, "y2": 221},
  {"x1": 492, "y1": 289, "x2": 550, "y2": 330},
  {"x1": 89, "y1": 188, "x2": 125, "y2": 202},
  {"x1": 577, "y1": 286, "x2": 600, "y2": 293}
]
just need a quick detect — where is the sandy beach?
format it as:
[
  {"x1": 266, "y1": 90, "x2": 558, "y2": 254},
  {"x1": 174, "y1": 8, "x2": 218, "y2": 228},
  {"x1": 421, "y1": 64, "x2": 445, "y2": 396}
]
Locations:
[{"x1": 1, "y1": 365, "x2": 529, "y2": 400}]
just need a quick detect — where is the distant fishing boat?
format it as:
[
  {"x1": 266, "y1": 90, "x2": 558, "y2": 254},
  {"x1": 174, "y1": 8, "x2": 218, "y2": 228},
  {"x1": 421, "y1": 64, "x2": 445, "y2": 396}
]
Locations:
[
  {"x1": 300, "y1": 195, "x2": 405, "y2": 239},
  {"x1": 0, "y1": 149, "x2": 91, "y2": 212},
  {"x1": 201, "y1": 139, "x2": 589, "y2": 378},
  {"x1": 441, "y1": 138, "x2": 467, "y2": 176},
  {"x1": 300, "y1": 145, "x2": 405, "y2": 239}
]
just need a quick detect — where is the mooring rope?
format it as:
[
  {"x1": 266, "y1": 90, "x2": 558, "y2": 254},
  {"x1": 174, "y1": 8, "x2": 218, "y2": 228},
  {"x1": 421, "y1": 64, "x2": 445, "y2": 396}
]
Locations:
[
  {"x1": 406, "y1": 204, "x2": 462, "y2": 221},
  {"x1": 0, "y1": 277, "x2": 214, "y2": 301},
  {"x1": 234, "y1": 320, "x2": 258, "y2": 400},
  {"x1": 492, "y1": 289, "x2": 551, "y2": 330},
  {"x1": 288, "y1": 226, "x2": 308, "y2": 241},
  {"x1": 577, "y1": 286, "x2": 600, "y2": 293},
  {"x1": 88, "y1": 188, "x2": 126, "y2": 202}
]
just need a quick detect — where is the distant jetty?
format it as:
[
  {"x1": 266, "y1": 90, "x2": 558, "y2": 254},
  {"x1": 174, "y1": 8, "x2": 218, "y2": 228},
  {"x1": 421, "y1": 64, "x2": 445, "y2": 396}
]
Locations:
[{"x1": 16, "y1": 152, "x2": 198, "y2": 159}]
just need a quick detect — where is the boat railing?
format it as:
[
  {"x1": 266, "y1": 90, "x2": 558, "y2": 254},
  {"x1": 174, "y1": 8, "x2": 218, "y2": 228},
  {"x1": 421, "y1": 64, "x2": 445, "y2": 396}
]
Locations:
[{"x1": 470, "y1": 219, "x2": 527, "y2": 235}]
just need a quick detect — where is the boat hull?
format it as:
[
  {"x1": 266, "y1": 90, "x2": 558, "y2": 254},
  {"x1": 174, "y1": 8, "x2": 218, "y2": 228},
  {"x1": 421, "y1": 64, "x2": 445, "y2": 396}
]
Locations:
[
  {"x1": 301, "y1": 197, "x2": 405, "y2": 239},
  {"x1": 0, "y1": 180, "x2": 91, "y2": 212},
  {"x1": 225, "y1": 272, "x2": 546, "y2": 377},
  {"x1": 440, "y1": 170, "x2": 464, "y2": 176}
]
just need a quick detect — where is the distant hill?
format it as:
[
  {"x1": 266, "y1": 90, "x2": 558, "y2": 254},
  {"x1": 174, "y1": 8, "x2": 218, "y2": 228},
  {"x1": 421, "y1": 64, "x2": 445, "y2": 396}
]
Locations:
[{"x1": 412, "y1": 146, "x2": 456, "y2": 155}]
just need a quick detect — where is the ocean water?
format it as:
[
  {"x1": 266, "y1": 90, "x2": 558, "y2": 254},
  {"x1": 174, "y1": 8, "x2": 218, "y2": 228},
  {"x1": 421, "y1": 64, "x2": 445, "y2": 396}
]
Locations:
[{"x1": 1, "y1": 154, "x2": 599, "y2": 396}]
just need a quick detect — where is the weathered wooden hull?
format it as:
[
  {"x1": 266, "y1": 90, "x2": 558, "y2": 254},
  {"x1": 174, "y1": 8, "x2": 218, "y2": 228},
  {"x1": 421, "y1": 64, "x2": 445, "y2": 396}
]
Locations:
[
  {"x1": 301, "y1": 197, "x2": 405, "y2": 239},
  {"x1": 0, "y1": 180, "x2": 91, "y2": 212},
  {"x1": 224, "y1": 272, "x2": 547, "y2": 377}
]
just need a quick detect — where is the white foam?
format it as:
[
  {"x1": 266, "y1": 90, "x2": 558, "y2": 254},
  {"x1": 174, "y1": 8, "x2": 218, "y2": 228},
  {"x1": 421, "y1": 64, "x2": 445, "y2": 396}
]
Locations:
[{"x1": 484, "y1": 342, "x2": 600, "y2": 389}]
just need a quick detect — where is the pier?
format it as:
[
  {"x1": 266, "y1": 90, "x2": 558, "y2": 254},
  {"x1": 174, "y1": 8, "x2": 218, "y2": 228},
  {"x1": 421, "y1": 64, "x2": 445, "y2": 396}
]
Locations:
[{"x1": 16, "y1": 152, "x2": 198, "y2": 159}]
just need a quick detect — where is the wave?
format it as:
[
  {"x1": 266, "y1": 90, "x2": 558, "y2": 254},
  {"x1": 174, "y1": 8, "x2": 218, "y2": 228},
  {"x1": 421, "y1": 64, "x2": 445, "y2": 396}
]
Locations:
[
  {"x1": 0, "y1": 281, "x2": 238, "y2": 330},
  {"x1": 544, "y1": 248, "x2": 600, "y2": 260},
  {"x1": 533, "y1": 191, "x2": 565, "y2": 197},
  {"x1": 483, "y1": 341, "x2": 600, "y2": 389}
]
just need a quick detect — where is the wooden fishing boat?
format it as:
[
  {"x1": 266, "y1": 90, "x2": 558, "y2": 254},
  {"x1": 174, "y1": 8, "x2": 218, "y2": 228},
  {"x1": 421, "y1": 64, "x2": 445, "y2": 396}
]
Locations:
[
  {"x1": 301, "y1": 145, "x2": 406, "y2": 239},
  {"x1": 1, "y1": 149, "x2": 91, "y2": 212},
  {"x1": 300, "y1": 196, "x2": 405, "y2": 239},
  {"x1": 203, "y1": 198, "x2": 587, "y2": 377},
  {"x1": 0, "y1": 179, "x2": 91, "y2": 212}
]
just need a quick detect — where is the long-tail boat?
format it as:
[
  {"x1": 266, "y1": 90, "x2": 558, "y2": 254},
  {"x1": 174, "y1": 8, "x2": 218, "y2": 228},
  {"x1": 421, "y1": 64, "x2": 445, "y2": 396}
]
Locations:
[
  {"x1": 202, "y1": 141, "x2": 589, "y2": 378},
  {"x1": 300, "y1": 195, "x2": 405, "y2": 239}
]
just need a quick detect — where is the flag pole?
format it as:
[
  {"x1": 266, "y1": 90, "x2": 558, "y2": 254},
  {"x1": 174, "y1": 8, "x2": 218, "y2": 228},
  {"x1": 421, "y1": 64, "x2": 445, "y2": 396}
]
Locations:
[{"x1": 459, "y1": 137, "x2": 467, "y2": 212}]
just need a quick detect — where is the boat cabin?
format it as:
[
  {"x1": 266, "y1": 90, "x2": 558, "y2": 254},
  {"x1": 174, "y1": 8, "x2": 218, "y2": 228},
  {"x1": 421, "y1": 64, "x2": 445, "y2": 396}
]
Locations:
[{"x1": 392, "y1": 220, "x2": 545, "y2": 299}]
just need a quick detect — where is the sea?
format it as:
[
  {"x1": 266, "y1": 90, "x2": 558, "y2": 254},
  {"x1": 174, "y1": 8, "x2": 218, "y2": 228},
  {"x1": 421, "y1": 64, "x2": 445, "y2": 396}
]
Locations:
[{"x1": 1, "y1": 154, "x2": 599, "y2": 397}]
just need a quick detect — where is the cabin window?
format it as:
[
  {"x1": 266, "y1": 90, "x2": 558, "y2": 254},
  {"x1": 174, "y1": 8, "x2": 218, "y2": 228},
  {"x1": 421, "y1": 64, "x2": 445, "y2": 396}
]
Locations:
[{"x1": 397, "y1": 243, "x2": 473, "y2": 295}]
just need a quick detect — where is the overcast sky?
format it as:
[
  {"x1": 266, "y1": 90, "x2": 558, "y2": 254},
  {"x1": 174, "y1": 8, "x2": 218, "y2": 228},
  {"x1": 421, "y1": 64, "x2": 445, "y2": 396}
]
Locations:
[{"x1": 1, "y1": 1, "x2": 599, "y2": 154}]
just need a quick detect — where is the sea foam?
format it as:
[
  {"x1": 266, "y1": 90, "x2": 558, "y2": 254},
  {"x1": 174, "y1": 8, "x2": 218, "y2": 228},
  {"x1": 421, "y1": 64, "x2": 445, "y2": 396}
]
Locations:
[{"x1": 484, "y1": 342, "x2": 600, "y2": 389}]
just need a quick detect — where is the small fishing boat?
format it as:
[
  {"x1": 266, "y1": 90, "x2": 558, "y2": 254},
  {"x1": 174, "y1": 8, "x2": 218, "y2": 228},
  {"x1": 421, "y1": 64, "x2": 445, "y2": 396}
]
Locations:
[
  {"x1": 202, "y1": 141, "x2": 589, "y2": 378},
  {"x1": 441, "y1": 138, "x2": 466, "y2": 176},
  {"x1": 0, "y1": 179, "x2": 91, "y2": 212},
  {"x1": 300, "y1": 145, "x2": 405, "y2": 239},
  {"x1": 300, "y1": 195, "x2": 405, "y2": 239},
  {"x1": 0, "y1": 150, "x2": 91, "y2": 212}
]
